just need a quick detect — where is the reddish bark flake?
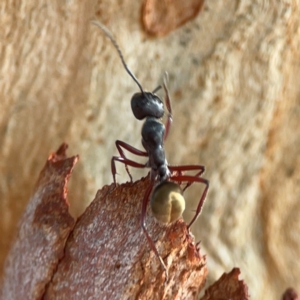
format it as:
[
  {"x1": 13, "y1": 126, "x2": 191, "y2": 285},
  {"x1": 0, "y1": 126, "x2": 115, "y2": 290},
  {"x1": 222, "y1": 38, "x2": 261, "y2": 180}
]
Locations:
[
  {"x1": 1, "y1": 143, "x2": 208, "y2": 299},
  {"x1": 200, "y1": 268, "x2": 249, "y2": 300},
  {"x1": 0, "y1": 143, "x2": 77, "y2": 300},
  {"x1": 282, "y1": 288, "x2": 299, "y2": 300},
  {"x1": 142, "y1": 0, "x2": 205, "y2": 37},
  {"x1": 44, "y1": 176, "x2": 208, "y2": 300}
]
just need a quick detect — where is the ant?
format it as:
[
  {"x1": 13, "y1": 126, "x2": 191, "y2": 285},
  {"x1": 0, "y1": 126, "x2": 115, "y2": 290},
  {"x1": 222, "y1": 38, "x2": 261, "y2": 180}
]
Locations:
[{"x1": 92, "y1": 21, "x2": 209, "y2": 281}]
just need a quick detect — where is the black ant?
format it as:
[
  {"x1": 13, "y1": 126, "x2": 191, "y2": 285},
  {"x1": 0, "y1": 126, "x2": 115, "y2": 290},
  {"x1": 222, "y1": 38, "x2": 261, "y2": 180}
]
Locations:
[{"x1": 92, "y1": 21, "x2": 209, "y2": 281}]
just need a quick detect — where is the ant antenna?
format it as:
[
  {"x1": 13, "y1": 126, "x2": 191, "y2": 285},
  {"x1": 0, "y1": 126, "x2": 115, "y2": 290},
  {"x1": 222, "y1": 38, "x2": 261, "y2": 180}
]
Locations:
[{"x1": 91, "y1": 21, "x2": 144, "y2": 94}]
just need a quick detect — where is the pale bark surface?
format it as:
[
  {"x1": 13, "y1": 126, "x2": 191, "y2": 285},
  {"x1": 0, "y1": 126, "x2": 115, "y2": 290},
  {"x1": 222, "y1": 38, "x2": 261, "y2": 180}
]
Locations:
[{"x1": 1, "y1": 0, "x2": 300, "y2": 299}]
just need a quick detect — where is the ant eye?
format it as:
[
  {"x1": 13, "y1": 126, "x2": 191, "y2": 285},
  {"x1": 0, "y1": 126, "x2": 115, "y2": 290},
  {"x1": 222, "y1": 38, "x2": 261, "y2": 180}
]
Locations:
[{"x1": 150, "y1": 181, "x2": 185, "y2": 224}]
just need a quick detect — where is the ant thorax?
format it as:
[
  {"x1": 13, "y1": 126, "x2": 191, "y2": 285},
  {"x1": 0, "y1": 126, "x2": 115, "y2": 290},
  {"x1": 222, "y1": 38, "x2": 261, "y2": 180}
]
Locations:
[
  {"x1": 92, "y1": 20, "x2": 209, "y2": 282},
  {"x1": 141, "y1": 117, "x2": 169, "y2": 177}
]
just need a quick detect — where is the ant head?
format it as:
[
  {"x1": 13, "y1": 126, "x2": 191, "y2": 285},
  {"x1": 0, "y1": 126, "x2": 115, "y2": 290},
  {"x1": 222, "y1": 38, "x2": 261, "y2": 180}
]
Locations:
[
  {"x1": 92, "y1": 22, "x2": 169, "y2": 121},
  {"x1": 131, "y1": 92, "x2": 164, "y2": 120},
  {"x1": 150, "y1": 181, "x2": 185, "y2": 224}
]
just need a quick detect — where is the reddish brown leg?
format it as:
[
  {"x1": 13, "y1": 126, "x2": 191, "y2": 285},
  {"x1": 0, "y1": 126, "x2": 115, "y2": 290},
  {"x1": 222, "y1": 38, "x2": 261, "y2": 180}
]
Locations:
[
  {"x1": 169, "y1": 164, "x2": 206, "y2": 191},
  {"x1": 111, "y1": 156, "x2": 147, "y2": 184},
  {"x1": 140, "y1": 178, "x2": 169, "y2": 282},
  {"x1": 169, "y1": 174, "x2": 209, "y2": 229},
  {"x1": 113, "y1": 140, "x2": 148, "y2": 182},
  {"x1": 163, "y1": 74, "x2": 173, "y2": 141}
]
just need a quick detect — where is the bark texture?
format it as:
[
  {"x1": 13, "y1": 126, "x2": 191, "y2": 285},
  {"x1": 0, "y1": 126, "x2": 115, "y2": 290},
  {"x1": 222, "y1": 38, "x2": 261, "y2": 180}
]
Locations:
[
  {"x1": 0, "y1": 144, "x2": 77, "y2": 299},
  {"x1": 1, "y1": 0, "x2": 300, "y2": 299},
  {"x1": 142, "y1": 0, "x2": 205, "y2": 36},
  {"x1": 200, "y1": 268, "x2": 249, "y2": 300},
  {"x1": 44, "y1": 178, "x2": 208, "y2": 299},
  {"x1": 1, "y1": 145, "x2": 208, "y2": 299}
]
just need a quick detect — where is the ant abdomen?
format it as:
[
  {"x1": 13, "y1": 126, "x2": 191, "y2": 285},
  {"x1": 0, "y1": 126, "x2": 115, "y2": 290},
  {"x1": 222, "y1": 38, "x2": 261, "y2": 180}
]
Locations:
[
  {"x1": 93, "y1": 20, "x2": 209, "y2": 281},
  {"x1": 150, "y1": 181, "x2": 185, "y2": 224},
  {"x1": 131, "y1": 92, "x2": 164, "y2": 120}
]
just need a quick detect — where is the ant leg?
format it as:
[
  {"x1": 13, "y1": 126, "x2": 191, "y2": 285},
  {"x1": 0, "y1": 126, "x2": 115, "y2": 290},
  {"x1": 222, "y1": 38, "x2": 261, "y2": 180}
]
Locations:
[
  {"x1": 114, "y1": 140, "x2": 148, "y2": 182},
  {"x1": 182, "y1": 169, "x2": 205, "y2": 191},
  {"x1": 141, "y1": 179, "x2": 169, "y2": 282},
  {"x1": 152, "y1": 85, "x2": 162, "y2": 94},
  {"x1": 169, "y1": 164, "x2": 206, "y2": 191},
  {"x1": 163, "y1": 73, "x2": 173, "y2": 141},
  {"x1": 111, "y1": 156, "x2": 147, "y2": 184},
  {"x1": 170, "y1": 175, "x2": 209, "y2": 229},
  {"x1": 116, "y1": 140, "x2": 148, "y2": 158}
]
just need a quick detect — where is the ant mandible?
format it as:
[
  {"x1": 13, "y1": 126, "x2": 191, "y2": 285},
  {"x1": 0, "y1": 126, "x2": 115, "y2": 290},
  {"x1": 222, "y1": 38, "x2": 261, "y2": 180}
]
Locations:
[{"x1": 92, "y1": 21, "x2": 209, "y2": 281}]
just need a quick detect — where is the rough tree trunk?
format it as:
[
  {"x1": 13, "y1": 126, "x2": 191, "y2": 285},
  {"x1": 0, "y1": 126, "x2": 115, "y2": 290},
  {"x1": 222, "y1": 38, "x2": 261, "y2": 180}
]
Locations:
[{"x1": 1, "y1": 0, "x2": 300, "y2": 299}]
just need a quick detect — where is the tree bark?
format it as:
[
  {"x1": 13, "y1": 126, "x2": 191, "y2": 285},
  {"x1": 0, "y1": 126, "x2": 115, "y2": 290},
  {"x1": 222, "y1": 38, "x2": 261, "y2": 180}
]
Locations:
[
  {"x1": 1, "y1": 145, "x2": 208, "y2": 299},
  {"x1": 1, "y1": 0, "x2": 300, "y2": 299}
]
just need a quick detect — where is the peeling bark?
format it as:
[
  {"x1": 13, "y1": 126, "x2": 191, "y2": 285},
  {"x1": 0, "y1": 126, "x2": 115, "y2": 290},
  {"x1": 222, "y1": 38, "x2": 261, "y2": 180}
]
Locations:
[
  {"x1": 142, "y1": 0, "x2": 204, "y2": 37},
  {"x1": 44, "y1": 176, "x2": 208, "y2": 299},
  {"x1": 0, "y1": 144, "x2": 77, "y2": 299},
  {"x1": 200, "y1": 268, "x2": 249, "y2": 300},
  {"x1": 282, "y1": 288, "x2": 299, "y2": 300},
  {"x1": 1, "y1": 145, "x2": 209, "y2": 299}
]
